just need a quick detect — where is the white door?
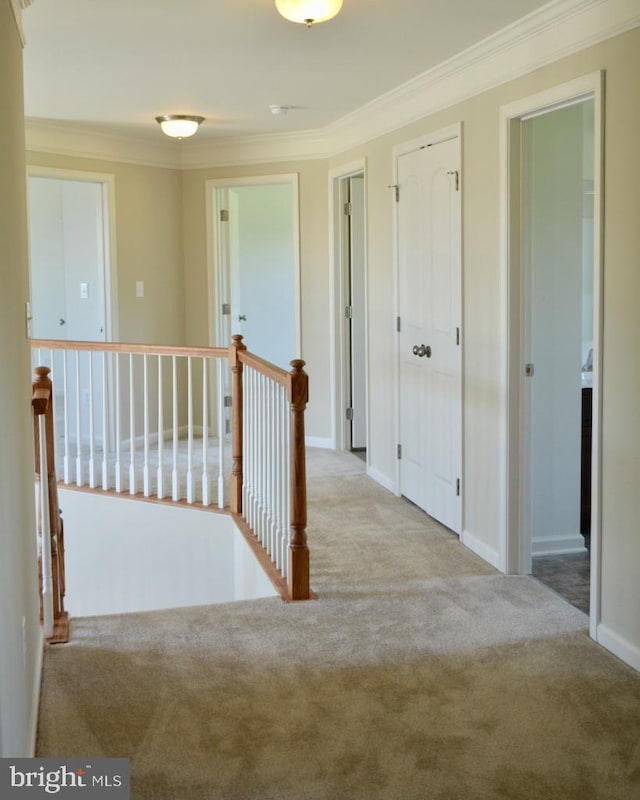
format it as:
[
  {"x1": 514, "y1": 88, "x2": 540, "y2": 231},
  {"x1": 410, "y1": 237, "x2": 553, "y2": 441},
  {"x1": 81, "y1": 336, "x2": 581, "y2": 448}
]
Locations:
[
  {"x1": 28, "y1": 176, "x2": 107, "y2": 342},
  {"x1": 397, "y1": 137, "x2": 462, "y2": 532},
  {"x1": 217, "y1": 181, "x2": 299, "y2": 371},
  {"x1": 346, "y1": 175, "x2": 367, "y2": 450}
]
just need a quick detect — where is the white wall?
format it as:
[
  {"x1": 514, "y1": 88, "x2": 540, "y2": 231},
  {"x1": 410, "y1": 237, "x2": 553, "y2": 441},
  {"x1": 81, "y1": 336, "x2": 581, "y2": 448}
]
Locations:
[
  {"x1": 0, "y1": 0, "x2": 42, "y2": 757},
  {"x1": 59, "y1": 489, "x2": 277, "y2": 617}
]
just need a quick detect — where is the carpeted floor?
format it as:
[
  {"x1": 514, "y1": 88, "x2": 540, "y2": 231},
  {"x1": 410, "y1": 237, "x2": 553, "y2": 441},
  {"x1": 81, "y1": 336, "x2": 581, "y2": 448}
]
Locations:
[{"x1": 37, "y1": 449, "x2": 640, "y2": 799}]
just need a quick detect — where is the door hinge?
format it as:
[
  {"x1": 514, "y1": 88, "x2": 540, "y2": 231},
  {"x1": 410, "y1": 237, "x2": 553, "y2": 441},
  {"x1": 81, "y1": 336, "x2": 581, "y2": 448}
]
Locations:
[
  {"x1": 344, "y1": 201, "x2": 352, "y2": 216},
  {"x1": 220, "y1": 209, "x2": 229, "y2": 222},
  {"x1": 345, "y1": 305, "x2": 353, "y2": 319},
  {"x1": 447, "y1": 170, "x2": 460, "y2": 191},
  {"x1": 397, "y1": 444, "x2": 402, "y2": 460},
  {"x1": 456, "y1": 327, "x2": 460, "y2": 346},
  {"x1": 222, "y1": 303, "x2": 231, "y2": 315},
  {"x1": 396, "y1": 316, "x2": 401, "y2": 333},
  {"x1": 525, "y1": 363, "x2": 535, "y2": 377},
  {"x1": 456, "y1": 478, "x2": 461, "y2": 497},
  {"x1": 346, "y1": 407, "x2": 354, "y2": 421},
  {"x1": 224, "y1": 395, "x2": 232, "y2": 408},
  {"x1": 225, "y1": 418, "x2": 231, "y2": 435},
  {"x1": 389, "y1": 184, "x2": 399, "y2": 202}
]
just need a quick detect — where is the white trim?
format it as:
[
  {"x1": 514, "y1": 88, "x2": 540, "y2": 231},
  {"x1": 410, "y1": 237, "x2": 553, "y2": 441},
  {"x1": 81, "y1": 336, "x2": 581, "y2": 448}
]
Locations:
[
  {"x1": 9, "y1": 0, "x2": 26, "y2": 46},
  {"x1": 28, "y1": 627, "x2": 44, "y2": 757},
  {"x1": 461, "y1": 529, "x2": 502, "y2": 571},
  {"x1": 499, "y1": 72, "x2": 604, "y2": 637},
  {"x1": 596, "y1": 624, "x2": 640, "y2": 672},
  {"x1": 25, "y1": 119, "x2": 181, "y2": 170},
  {"x1": 206, "y1": 174, "x2": 302, "y2": 361},
  {"x1": 181, "y1": 130, "x2": 328, "y2": 170},
  {"x1": 325, "y1": 0, "x2": 639, "y2": 154},
  {"x1": 22, "y1": 1, "x2": 639, "y2": 168},
  {"x1": 305, "y1": 436, "x2": 333, "y2": 450},
  {"x1": 532, "y1": 535, "x2": 588, "y2": 557},
  {"x1": 367, "y1": 466, "x2": 396, "y2": 495},
  {"x1": 26, "y1": 165, "x2": 119, "y2": 342},
  {"x1": 328, "y1": 160, "x2": 368, "y2": 455}
]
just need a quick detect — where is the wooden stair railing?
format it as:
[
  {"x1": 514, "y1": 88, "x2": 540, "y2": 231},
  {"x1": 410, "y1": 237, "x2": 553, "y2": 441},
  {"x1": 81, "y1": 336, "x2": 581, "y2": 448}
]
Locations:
[
  {"x1": 32, "y1": 366, "x2": 69, "y2": 643},
  {"x1": 229, "y1": 335, "x2": 311, "y2": 601}
]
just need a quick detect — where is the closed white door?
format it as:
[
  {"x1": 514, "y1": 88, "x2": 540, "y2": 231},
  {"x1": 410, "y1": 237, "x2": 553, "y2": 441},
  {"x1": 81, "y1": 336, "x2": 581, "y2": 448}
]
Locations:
[
  {"x1": 347, "y1": 175, "x2": 367, "y2": 450},
  {"x1": 28, "y1": 176, "x2": 107, "y2": 342},
  {"x1": 397, "y1": 137, "x2": 462, "y2": 532}
]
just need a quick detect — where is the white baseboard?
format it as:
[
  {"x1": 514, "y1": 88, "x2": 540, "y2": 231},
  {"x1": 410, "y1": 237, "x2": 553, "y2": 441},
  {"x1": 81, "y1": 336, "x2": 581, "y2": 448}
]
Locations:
[
  {"x1": 461, "y1": 528, "x2": 502, "y2": 571},
  {"x1": 532, "y1": 534, "x2": 587, "y2": 557},
  {"x1": 28, "y1": 627, "x2": 45, "y2": 756},
  {"x1": 367, "y1": 466, "x2": 396, "y2": 494},
  {"x1": 596, "y1": 623, "x2": 640, "y2": 672},
  {"x1": 305, "y1": 436, "x2": 333, "y2": 449}
]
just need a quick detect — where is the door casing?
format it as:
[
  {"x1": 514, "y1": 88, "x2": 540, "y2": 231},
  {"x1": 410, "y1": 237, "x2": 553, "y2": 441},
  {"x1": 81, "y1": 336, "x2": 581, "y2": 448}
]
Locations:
[{"x1": 500, "y1": 72, "x2": 604, "y2": 639}]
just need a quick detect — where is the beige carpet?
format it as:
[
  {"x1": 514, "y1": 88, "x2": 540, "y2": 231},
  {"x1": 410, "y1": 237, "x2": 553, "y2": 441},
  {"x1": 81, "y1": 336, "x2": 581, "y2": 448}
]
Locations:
[{"x1": 37, "y1": 449, "x2": 640, "y2": 799}]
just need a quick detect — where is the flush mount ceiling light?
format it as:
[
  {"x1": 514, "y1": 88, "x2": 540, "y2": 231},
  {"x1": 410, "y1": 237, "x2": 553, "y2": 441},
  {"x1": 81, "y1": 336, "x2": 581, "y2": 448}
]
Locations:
[
  {"x1": 275, "y1": 0, "x2": 343, "y2": 27},
  {"x1": 155, "y1": 114, "x2": 205, "y2": 139}
]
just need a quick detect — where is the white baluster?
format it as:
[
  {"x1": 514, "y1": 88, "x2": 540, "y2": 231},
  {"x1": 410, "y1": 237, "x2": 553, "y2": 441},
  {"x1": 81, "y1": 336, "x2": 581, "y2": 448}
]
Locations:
[
  {"x1": 172, "y1": 355, "x2": 179, "y2": 501},
  {"x1": 88, "y1": 352, "x2": 96, "y2": 488},
  {"x1": 75, "y1": 350, "x2": 82, "y2": 486},
  {"x1": 62, "y1": 350, "x2": 70, "y2": 484},
  {"x1": 187, "y1": 356, "x2": 194, "y2": 504},
  {"x1": 115, "y1": 353, "x2": 122, "y2": 492},
  {"x1": 129, "y1": 353, "x2": 136, "y2": 495},
  {"x1": 102, "y1": 351, "x2": 109, "y2": 490},
  {"x1": 201, "y1": 357, "x2": 209, "y2": 507},
  {"x1": 217, "y1": 359, "x2": 225, "y2": 509},
  {"x1": 157, "y1": 355, "x2": 164, "y2": 500},
  {"x1": 143, "y1": 354, "x2": 150, "y2": 497}
]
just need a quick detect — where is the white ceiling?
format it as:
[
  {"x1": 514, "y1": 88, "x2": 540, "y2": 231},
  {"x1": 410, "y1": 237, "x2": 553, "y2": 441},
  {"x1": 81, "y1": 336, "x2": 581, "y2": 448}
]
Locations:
[{"x1": 21, "y1": 0, "x2": 553, "y2": 143}]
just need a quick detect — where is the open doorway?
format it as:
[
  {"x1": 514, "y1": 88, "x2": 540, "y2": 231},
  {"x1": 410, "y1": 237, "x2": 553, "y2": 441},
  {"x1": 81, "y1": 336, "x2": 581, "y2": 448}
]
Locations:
[
  {"x1": 330, "y1": 163, "x2": 368, "y2": 459},
  {"x1": 207, "y1": 175, "x2": 301, "y2": 370},
  {"x1": 502, "y1": 74, "x2": 603, "y2": 633}
]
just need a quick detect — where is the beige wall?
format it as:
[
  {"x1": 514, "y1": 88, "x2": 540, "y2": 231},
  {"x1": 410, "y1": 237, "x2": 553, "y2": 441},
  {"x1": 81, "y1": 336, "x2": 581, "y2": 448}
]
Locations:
[
  {"x1": 181, "y1": 160, "x2": 331, "y2": 441},
  {"x1": 26, "y1": 152, "x2": 186, "y2": 346},
  {"x1": 0, "y1": 0, "x2": 41, "y2": 756},
  {"x1": 329, "y1": 28, "x2": 640, "y2": 660}
]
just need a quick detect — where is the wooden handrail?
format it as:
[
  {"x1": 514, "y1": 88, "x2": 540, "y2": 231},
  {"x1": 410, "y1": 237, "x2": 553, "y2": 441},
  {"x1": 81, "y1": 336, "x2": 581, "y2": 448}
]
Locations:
[
  {"x1": 31, "y1": 338, "x2": 228, "y2": 360},
  {"x1": 288, "y1": 359, "x2": 310, "y2": 600},
  {"x1": 32, "y1": 366, "x2": 69, "y2": 644}
]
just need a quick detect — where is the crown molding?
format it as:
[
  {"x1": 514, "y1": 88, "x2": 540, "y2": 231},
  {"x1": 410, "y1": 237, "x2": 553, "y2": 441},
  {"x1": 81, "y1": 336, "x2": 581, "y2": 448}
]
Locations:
[
  {"x1": 23, "y1": 0, "x2": 640, "y2": 168},
  {"x1": 180, "y1": 129, "x2": 329, "y2": 170},
  {"x1": 325, "y1": 0, "x2": 640, "y2": 154},
  {"x1": 25, "y1": 119, "x2": 182, "y2": 169}
]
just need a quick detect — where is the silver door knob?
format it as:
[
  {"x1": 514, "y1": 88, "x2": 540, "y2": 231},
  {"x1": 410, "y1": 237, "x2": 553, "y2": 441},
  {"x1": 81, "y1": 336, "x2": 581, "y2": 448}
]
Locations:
[
  {"x1": 413, "y1": 344, "x2": 426, "y2": 357},
  {"x1": 238, "y1": 314, "x2": 247, "y2": 322},
  {"x1": 59, "y1": 318, "x2": 66, "y2": 326}
]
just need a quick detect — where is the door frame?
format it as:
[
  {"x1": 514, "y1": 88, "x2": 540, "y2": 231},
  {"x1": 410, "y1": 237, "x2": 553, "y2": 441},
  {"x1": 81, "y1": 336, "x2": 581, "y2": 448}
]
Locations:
[
  {"x1": 499, "y1": 72, "x2": 604, "y2": 638},
  {"x1": 329, "y1": 160, "x2": 368, "y2": 454},
  {"x1": 205, "y1": 174, "x2": 301, "y2": 357},
  {"x1": 26, "y1": 166, "x2": 119, "y2": 341},
  {"x1": 392, "y1": 123, "x2": 463, "y2": 512}
]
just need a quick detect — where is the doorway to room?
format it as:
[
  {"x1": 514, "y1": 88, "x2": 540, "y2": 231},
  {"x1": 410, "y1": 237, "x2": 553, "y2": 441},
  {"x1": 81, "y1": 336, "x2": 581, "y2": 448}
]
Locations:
[
  {"x1": 502, "y1": 74, "x2": 603, "y2": 633},
  {"x1": 207, "y1": 175, "x2": 301, "y2": 371}
]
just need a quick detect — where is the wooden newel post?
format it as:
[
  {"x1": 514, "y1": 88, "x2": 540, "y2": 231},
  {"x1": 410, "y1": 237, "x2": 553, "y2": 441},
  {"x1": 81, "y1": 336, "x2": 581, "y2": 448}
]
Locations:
[
  {"x1": 32, "y1": 366, "x2": 69, "y2": 644},
  {"x1": 288, "y1": 359, "x2": 310, "y2": 600},
  {"x1": 229, "y1": 335, "x2": 247, "y2": 514}
]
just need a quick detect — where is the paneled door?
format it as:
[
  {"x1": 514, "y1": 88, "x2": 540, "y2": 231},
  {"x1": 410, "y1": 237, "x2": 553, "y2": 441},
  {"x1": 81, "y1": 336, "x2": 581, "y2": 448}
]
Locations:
[{"x1": 397, "y1": 136, "x2": 462, "y2": 532}]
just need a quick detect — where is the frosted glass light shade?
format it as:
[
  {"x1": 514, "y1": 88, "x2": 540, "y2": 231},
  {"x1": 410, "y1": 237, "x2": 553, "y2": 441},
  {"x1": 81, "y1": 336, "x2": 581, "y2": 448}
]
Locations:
[
  {"x1": 275, "y1": 0, "x2": 343, "y2": 26},
  {"x1": 155, "y1": 115, "x2": 204, "y2": 138}
]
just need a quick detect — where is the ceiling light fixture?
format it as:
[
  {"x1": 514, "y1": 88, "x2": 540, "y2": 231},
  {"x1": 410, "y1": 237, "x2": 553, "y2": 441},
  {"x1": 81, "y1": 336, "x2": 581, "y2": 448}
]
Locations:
[
  {"x1": 275, "y1": 0, "x2": 343, "y2": 27},
  {"x1": 155, "y1": 114, "x2": 205, "y2": 139},
  {"x1": 270, "y1": 105, "x2": 292, "y2": 115}
]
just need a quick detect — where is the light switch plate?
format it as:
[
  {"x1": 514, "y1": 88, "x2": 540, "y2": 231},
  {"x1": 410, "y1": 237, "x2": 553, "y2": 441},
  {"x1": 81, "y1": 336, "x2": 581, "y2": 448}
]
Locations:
[
  {"x1": 136, "y1": 281, "x2": 144, "y2": 298},
  {"x1": 80, "y1": 282, "x2": 88, "y2": 299}
]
